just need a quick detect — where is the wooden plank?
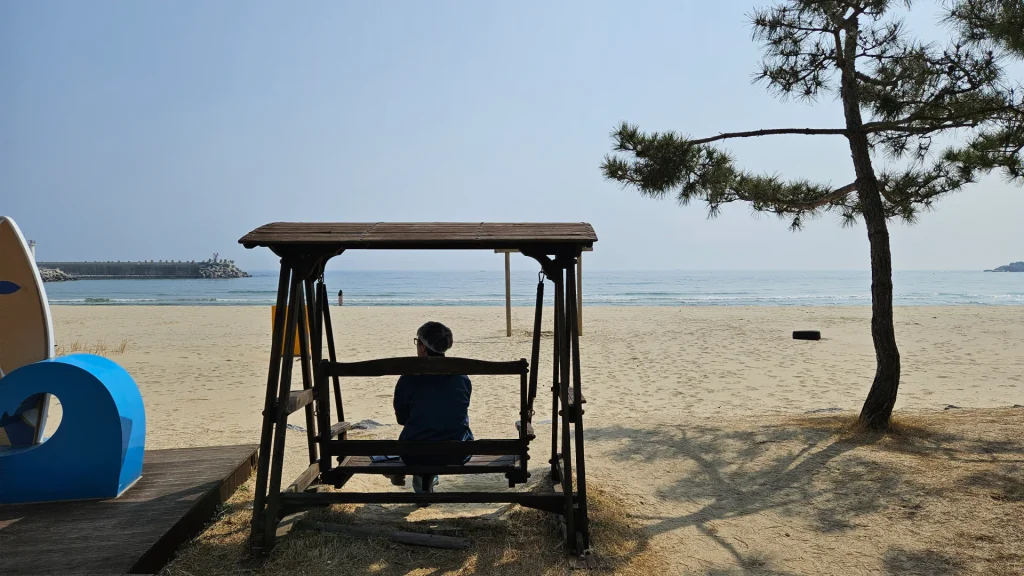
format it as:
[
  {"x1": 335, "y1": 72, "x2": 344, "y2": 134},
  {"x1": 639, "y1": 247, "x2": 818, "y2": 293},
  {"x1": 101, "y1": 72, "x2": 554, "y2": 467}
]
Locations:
[
  {"x1": 326, "y1": 454, "x2": 518, "y2": 478},
  {"x1": 323, "y1": 421, "x2": 353, "y2": 440},
  {"x1": 0, "y1": 445, "x2": 257, "y2": 576},
  {"x1": 495, "y1": 247, "x2": 593, "y2": 253},
  {"x1": 239, "y1": 222, "x2": 598, "y2": 251},
  {"x1": 279, "y1": 490, "x2": 567, "y2": 515},
  {"x1": 324, "y1": 439, "x2": 524, "y2": 457},
  {"x1": 557, "y1": 387, "x2": 586, "y2": 420},
  {"x1": 295, "y1": 520, "x2": 472, "y2": 550},
  {"x1": 284, "y1": 461, "x2": 321, "y2": 494},
  {"x1": 287, "y1": 389, "x2": 314, "y2": 414},
  {"x1": 322, "y1": 356, "x2": 527, "y2": 378}
]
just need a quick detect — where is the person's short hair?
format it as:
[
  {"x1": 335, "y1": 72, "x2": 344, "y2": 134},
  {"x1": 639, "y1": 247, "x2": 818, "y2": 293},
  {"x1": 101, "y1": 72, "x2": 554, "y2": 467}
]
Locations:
[{"x1": 417, "y1": 321, "x2": 453, "y2": 356}]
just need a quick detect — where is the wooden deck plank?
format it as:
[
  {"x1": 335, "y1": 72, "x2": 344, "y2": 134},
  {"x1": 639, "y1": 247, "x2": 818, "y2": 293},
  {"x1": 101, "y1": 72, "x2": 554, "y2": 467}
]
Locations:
[{"x1": 0, "y1": 444, "x2": 257, "y2": 576}]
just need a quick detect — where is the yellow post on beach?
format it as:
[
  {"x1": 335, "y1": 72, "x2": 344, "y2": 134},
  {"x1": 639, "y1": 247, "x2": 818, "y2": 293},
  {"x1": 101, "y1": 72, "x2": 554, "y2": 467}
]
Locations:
[{"x1": 270, "y1": 305, "x2": 309, "y2": 356}]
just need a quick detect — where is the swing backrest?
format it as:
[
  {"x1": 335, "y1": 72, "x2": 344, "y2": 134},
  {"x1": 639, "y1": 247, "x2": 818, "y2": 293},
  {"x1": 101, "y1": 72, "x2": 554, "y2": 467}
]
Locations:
[
  {"x1": 315, "y1": 357, "x2": 531, "y2": 461},
  {"x1": 321, "y1": 356, "x2": 527, "y2": 378}
]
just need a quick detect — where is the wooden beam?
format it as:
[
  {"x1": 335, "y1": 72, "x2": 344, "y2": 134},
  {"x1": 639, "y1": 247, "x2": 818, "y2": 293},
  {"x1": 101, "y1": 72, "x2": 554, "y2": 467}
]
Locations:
[
  {"x1": 295, "y1": 521, "x2": 472, "y2": 550},
  {"x1": 323, "y1": 421, "x2": 353, "y2": 440},
  {"x1": 250, "y1": 265, "x2": 290, "y2": 555},
  {"x1": 324, "y1": 439, "x2": 523, "y2": 457},
  {"x1": 322, "y1": 356, "x2": 527, "y2": 378},
  {"x1": 577, "y1": 252, "x2": 583, "y2": 336},
  {"x1": 505, "y1": 251, "x2": 512, "y2": 337},
  {"x1": 262, "y1": 272, "x2": 305, "y2": 550},
  {"x1": 279, "y1": 490, "x2": 568, "y2": 515},
  {"x1": 323, "y1": 456, "x2": 519, "y2": 479},
  {"x1": 283, "y1": 461, "x2": 320, "y2": 494},
  {"x1": 286, "y1": 389, "x2": 314, "y2": 414},
  {"x1": 495, "y1": 248, "x2": 592, "y2": 253}
]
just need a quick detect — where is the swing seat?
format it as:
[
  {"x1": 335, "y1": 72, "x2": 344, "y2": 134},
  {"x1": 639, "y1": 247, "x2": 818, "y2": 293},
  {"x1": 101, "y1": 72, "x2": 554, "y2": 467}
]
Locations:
[
  {"x1": 333, "y1": 454, "x2": 521, "y2": 476},
  {"x1": 315, "y1": 356, "x2": 534, "y2": 488}
]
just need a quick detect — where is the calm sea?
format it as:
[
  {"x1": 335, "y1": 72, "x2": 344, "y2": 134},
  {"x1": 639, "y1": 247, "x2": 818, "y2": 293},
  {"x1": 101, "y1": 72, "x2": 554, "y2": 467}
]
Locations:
[{"x1": 42, "y1": 270, "x2": 1024, "y2": 306}]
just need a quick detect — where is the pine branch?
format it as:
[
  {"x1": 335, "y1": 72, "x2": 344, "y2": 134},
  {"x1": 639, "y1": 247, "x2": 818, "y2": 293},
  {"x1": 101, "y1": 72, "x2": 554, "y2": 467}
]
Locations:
[
  {"x1": 689, "y1": 127, "x2": 847, "y2": 145},
  {"x1": 855, "y1": 71, "x2": 895, "y2": 87},
  {"x1": 768, "y1": 181, "x2": 859, "y2": 212}
]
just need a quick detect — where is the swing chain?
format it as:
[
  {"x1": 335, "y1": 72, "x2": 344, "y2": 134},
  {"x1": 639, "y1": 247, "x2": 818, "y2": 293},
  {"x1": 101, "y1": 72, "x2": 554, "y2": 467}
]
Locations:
[{"x1": 538, "y1": 270, "x2": 546, "y2": 284}]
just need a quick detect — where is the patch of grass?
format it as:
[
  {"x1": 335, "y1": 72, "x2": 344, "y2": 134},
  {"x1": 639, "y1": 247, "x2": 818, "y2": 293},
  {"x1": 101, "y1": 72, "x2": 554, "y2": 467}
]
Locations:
[
  {"x1": 162, "y1": 482, "x2": 663, "y2": 576},
  {"x1": 55, "y1": 338, "x2": 130, "y2": 357},
  {"x1": 786, "y1": 412, "x2": 950, "y2": 445},
  {"x1": 782, "y1": 409, "x2": 1024, "y2": 574}
]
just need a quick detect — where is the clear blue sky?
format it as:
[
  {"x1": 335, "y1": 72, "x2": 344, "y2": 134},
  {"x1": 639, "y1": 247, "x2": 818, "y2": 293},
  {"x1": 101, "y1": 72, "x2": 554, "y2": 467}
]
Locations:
[{"x1": 2, "y1": 1, "x2": 1021, "y2": 271}]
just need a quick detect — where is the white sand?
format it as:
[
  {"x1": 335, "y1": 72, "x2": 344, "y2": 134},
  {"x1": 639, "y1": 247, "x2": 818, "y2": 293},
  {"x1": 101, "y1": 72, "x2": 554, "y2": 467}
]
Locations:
[{"x1": 45, "y1": 305, "x2": 1024, "y2": 573}]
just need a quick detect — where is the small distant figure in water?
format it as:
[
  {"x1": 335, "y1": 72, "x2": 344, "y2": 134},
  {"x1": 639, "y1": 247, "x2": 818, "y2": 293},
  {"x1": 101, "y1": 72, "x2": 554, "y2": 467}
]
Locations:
[
  {"x1": 390, "y1": 321, "x2": 473, "y2": 498},
  {"x1": 337, "y1": 289, "x2": 343, "y2": 306}
]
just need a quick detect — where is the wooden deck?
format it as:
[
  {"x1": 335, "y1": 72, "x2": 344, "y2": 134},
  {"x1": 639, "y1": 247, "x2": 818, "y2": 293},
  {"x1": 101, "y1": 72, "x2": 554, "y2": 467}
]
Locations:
[{"x1": 0, "y1": 444, "x2": 257, "y2": 576}]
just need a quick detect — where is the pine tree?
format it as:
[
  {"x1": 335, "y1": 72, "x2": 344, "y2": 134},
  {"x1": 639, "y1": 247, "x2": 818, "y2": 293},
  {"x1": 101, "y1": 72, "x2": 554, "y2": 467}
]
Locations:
[{"x1": 602, "y1": 0, "x2": 1023, "y2": 429}]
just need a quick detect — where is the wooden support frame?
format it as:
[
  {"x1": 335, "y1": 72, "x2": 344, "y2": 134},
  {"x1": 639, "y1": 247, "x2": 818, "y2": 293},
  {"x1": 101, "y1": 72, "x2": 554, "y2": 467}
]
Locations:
[
  {"x1": 496, "y1": 247, "x2": 591, "y2": 337},
  {"x1": 243, "y1": 223, "x2": 595, "y2": 558}
]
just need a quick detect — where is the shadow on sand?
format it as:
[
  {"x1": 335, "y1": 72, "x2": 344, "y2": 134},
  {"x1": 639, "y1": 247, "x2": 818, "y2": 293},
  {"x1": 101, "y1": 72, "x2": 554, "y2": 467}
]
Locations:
[{"x1": 586, "y1": 414, "x2": 1023, "y2": 575}]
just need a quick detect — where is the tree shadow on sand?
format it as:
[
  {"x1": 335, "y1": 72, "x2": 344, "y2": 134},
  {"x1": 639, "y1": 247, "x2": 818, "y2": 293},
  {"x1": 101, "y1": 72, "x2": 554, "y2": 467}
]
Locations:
[
  {"x1": 586, "y1": 418, "x2": 942, "y2": 572},
  {"x1": 882, "y1": 549, "x2": 966, "y2": 576},
  {"x1": 589, "y1": 419, "x2": 915, "y2": 533},
  {"x1": 586, "y1": 413, "x2": 1024, "y2": 574}
]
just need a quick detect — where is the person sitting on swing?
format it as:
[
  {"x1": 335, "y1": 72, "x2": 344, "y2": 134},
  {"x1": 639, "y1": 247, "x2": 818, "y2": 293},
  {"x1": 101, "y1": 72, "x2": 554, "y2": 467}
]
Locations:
[{"x1": 391, "y1": 321, "x2": 473, "y2": 495}]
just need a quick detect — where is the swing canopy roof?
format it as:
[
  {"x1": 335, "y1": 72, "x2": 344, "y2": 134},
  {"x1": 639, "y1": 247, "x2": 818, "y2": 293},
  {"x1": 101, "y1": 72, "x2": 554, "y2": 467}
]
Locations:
[{"x1": 239, "y1": 222, "x2": 597, "y2": 252}]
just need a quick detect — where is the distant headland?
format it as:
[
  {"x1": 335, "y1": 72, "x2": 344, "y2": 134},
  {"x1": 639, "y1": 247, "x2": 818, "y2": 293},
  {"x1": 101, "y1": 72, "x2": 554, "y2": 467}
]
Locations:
[
  {"x1": 36, "y1": 254, "x2": 250, "y2": 282},
  {"x1": 984, "y1": 261, "x2": 1024, "y2": 272}
]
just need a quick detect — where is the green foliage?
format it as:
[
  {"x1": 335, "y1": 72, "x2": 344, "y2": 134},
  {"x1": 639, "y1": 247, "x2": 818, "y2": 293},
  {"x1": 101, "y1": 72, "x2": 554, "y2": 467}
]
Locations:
[
  {"x1": 603, "y1": 124, "x2": 856, "y2": 230},
  {"x1": 947, "y1": 0, "x2": 1024, "y2": 57},
  {"x1": 602, "y1": 0, "x2": 1024, "y2": 228}
]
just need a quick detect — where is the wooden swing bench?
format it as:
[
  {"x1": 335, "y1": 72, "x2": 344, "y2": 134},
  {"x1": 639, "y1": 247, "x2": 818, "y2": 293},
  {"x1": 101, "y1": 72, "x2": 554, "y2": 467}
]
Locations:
[{"x1": 239, "y1": 222, "x2": 596, "y2": 557}]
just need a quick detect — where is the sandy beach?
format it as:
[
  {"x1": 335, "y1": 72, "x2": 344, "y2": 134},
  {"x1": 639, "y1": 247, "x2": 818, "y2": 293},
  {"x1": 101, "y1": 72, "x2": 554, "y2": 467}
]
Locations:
[
  {"x1": 48, "y1": 305, "x2": 1024, "y2": 441},
  {"x1": 48, "y1": 305, "x2": 1024, "y2": 574}
]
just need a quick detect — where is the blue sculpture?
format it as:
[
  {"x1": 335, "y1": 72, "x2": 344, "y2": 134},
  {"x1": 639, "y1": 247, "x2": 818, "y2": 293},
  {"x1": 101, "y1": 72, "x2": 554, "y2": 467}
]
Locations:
[{"x1": 0, "y1": 354, "x2": 146, "y2": 503}]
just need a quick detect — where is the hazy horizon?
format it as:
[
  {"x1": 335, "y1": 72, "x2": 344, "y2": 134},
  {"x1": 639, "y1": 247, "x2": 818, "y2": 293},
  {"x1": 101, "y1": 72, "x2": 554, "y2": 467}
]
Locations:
[{"x1": 4, "y1": 1, "x2": 1022, "y2": 272}]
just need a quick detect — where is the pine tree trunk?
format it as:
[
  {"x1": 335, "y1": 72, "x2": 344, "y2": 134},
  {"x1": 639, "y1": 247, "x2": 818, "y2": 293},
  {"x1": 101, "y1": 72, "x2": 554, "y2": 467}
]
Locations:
[
  {"x1": 857, "y1": 201, "x2": 901, "y2": 429},
  {"x1": 838, "y1": 17, "x2": 902, "y2": 430}
]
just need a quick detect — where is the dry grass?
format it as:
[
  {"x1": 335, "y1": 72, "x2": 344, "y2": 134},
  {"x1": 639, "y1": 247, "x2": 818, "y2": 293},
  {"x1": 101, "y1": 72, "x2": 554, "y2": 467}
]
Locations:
[
  {"x1": 163, "y1": 481, "x2": 662, "y2": 576},
  {"x1": 780, "y1": 409, "x2": 1024, "y2": 575},
  {"x1": 162, "y1": 410, "x2": 1024, "y2": 575},
  {"x1": 54, "y1": 337, "x2": 130, "y2": 357}
]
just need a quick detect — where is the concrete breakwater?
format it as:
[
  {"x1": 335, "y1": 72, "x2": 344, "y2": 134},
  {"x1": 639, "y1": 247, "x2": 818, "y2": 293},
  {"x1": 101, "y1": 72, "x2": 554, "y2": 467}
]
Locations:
[
  {"x1": 37, "y1": 259, "x2": 250, "y2": 280},
  {"x1": 38, "y1": 268, "x2": 77, "y2": 282}
]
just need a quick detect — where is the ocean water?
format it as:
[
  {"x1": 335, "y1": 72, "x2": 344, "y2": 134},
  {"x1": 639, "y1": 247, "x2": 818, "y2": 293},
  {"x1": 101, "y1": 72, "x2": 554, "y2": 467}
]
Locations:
[{"x1": 42, "y1": 270, "x2": 1024, "y2": 306}]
